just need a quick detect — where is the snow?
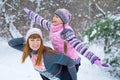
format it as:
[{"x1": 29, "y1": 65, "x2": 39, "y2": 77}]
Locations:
[
  {"x1": 90, "y1": 29, "x2": 97, "y2": 38},
  {"x1": 0, "y1": 40, "x2": 118, "y2": 80},
  {"x1": 9, "y1": 22, "x2": 22, "y2": 38}
]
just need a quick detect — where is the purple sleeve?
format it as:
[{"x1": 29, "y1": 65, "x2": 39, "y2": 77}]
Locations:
[
  {"x1": 60, "y1": 28, "x2": 99, "y2": 64},
  {"x1": 27, "y1": 10, "x2": 51, "y2": 31}
]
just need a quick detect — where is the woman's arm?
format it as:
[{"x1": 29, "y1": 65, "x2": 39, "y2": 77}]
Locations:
[
  {"x1": 23, "y1": 8, "x2": 51, "y2": 31},
  {"x1": 8, "y1": 37, "x2": 25, "y2": 51}
]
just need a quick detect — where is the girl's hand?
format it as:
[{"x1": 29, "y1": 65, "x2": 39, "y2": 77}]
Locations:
[
  {"x1": 94, "y1": 59, "x2": 109, "y2": 67},
  {"x1": 23, "y1": 7, "x2": 29, "y2": 14}
]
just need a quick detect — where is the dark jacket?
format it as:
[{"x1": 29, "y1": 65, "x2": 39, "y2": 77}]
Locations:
[{"x1": 8, "y1": 37, "x2": 77, "y2": 80}]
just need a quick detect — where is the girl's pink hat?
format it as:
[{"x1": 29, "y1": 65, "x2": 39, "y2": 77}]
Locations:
[
  {"x1": 55, "y1": 8, "x2": 72, "y2": 24},
  {"x1": 25, "y1": 28, "x2": 43, "y2": 41}
]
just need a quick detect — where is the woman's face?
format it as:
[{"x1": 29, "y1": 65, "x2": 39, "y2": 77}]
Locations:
[
  {"x1": 28, "y1": 38, "x2": 41, "y2": 50},
  {"x1": 52, "y1": 14, "x2": 63, "y2": 26}
]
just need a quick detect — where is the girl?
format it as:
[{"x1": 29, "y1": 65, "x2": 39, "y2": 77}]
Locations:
[
  {"x1": 8, "y1": 28, "x2": 77, "y2": 80},
  {"x1": 23, "y1": 8, "x2": 108, "y2": 70}
]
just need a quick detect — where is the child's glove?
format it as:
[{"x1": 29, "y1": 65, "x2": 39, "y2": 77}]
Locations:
[
  {"x1": 94, "y1": 59, "x2": 109, "y2": 67},
  {"x1": 23, "y1": 7, "x2": 29, "y2": 14}
]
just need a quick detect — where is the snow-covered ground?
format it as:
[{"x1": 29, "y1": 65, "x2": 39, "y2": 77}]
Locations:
[{"x1": 0, "y1": 39, "x2": 118, "y2": 80}]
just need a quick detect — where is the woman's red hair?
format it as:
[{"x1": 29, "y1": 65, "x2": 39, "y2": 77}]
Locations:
[{"x1": 22, "y1": 34, "x2": 56, "y2": 66}]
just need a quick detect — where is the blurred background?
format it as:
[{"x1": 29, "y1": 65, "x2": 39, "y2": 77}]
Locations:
[{"x1": 0, "y1": 0, "x2": 120, "y2": 79}]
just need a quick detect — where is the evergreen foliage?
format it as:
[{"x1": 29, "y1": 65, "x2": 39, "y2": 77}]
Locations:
[
  {"x1": 82, "y1": 13, "x2": 120, "y2": 79},
  {"x1": 82, "y1": 13, "x2": 120, "y2": 53}
]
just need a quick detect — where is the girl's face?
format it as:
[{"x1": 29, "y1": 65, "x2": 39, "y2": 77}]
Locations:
[
  {"x1": 52, "y1": 14, "x2": 63, "y2": 26},
  {"x1": 28, "y1": 38, "x2": 41, "y2": 50}
]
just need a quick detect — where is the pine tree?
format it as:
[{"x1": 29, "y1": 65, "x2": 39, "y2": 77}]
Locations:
[{"x1": 82, "y1": 13, "x2": 120, "y2": 79}]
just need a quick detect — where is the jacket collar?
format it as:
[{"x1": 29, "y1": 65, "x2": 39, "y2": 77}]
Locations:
[
  {"x1": 51, "y1": 24, "x2": 68, "y2": 32},
  {"x1": 31, "y1": 50, "x2": 37, "y2": 54}
]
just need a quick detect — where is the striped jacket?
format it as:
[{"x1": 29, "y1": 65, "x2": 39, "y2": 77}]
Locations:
[{"x1": 26, "y1": 10, "x2": 99, "y2": 64}]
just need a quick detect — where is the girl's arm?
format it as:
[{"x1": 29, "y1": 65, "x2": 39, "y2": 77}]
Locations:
[
  {"x1": 61, "y1": 29, "x2": 99, "y2": 64},
  {"x1": 23, "y1": 8, "x2": 51, "y2": 31},
  {"x1": 8, "y1": 37, "x2": 25, "y2": 51}
]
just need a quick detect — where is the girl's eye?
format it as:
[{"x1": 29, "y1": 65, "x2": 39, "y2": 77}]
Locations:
[
  {"x1": 54, "y1": 15, "x2": 58, "y2": 18},
  {"x1": 56, "y1": 16, "x2": 59, "y2": 18}
]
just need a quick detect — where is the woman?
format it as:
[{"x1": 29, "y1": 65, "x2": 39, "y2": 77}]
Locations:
[{"x1": 8, "y1": 28, "x2": 77, "y2": 80}]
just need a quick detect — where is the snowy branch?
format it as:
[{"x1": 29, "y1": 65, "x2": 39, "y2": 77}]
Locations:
[
  {"x1": 95, "y1": 3, "x2": 106, "y2": 16},
  {"x1": 9, "y1": 22, "x2": 22, "y2": 38},
  {"x1": 4, "y1": 13, "x2": 22, "y2": 38},
  {"x1": 6, "y1": 3, "x2": 16, "y2": 10},
  {"x1": 0, "y1": 0, "x2": 7, "y2": 12}
]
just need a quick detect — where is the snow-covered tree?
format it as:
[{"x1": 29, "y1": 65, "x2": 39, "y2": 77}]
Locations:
[
  {"x1": 82, "y1": 13, "x2": 120, "y2": 79},
  {"x1": 0, "y1": 0, "x2": 119, "y2": 40},
  {"x1": 0, "y1": 0, "x2": 120, "y2": 79}
]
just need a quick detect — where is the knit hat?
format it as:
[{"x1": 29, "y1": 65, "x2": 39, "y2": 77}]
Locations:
[
  {"x1": 54, "y1": 8, "x2": 72, "y2": 24},
  {"x1": 25, "y1": 28, "x2": 43, "y2": 41}
]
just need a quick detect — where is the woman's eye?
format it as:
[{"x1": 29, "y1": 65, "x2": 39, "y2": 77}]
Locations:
[
  {"x1": 29, "y1": 38, "x2": 40, "y2": 41},
  {"x1": 29, "y1": 38, "x2": 34, "y2": 41},
  {"x1": 30, "y1": 39, "x2": 34, "y2": 41},
  {"x1": 36, "y1": 39, "x2": 40, "y2": 41}
]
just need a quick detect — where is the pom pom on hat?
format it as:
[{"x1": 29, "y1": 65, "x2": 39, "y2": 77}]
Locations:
[
  {"x1": 54, "y1": 8, "x2": 72, "y2": 24},
  {"x1": 25, "y1": 28, "x2": 43, "y2": 41}
]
